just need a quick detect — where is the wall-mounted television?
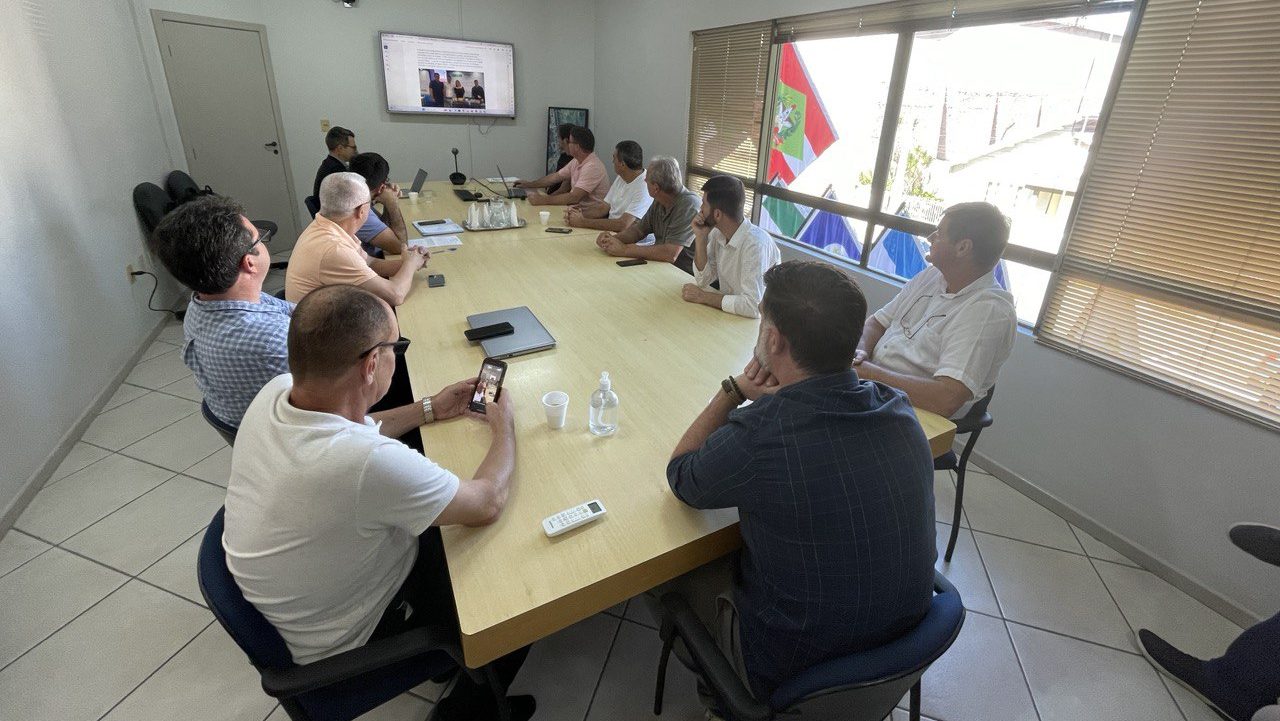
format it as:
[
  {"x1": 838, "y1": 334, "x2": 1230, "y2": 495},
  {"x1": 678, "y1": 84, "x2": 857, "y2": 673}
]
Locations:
[{"x1": 380, "y1": 32, "x2": 515, "y2": 118}]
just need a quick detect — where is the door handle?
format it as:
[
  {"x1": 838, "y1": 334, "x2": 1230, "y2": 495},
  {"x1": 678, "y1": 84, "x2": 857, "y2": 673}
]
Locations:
[{"x1": 264, "y1": 141, "x2": 279, "y2": 154}]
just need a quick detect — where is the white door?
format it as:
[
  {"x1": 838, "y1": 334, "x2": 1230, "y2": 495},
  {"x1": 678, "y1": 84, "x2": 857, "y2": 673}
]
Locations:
[{"x1": 155, "y1": 15, "x2": 299, "y2": 246}]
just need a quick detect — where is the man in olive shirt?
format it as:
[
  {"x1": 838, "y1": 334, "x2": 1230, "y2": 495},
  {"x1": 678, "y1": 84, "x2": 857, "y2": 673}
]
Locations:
[{"x1": 595, "y1": 156, "x2": 701, "y2": 273}]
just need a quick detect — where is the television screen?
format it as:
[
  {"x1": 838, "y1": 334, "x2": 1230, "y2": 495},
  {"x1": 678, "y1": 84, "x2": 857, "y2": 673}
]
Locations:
[{"x1": 380, "y1": 32, "x2": 515, "y2": 118}]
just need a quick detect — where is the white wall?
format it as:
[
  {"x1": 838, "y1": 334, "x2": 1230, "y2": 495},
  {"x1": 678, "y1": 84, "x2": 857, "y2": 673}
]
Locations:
[
  {"x1": 135, "y1": 0, "x2": 597, "y2": 240},
  {"x1": 0, "y1": 1, "x2": 189, "y2": 528},
  {"x1": 593, "y1": 0, "x2": 1280, "y2": 623}
]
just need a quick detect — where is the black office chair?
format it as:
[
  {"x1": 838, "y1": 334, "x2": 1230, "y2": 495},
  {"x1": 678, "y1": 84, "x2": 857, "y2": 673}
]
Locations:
[
  {"x1": 304, "y1": 195, "x2": 320, "y2": 219},
  {"x1": 197, "y1": 508, "x2": 515, "y2": 721},
  {"x1": 201, "y1": 400, "x2": 238, "y2": 447},
  {"x1": 938, "y1": 387, "x2": 995, "y2": 563},
  {"x1": 166, "y1": 170, "x2": 288, "y2": 270},
  {"x1": 652, "y1": 571, "x2": 965, "y2": 721},
  {"x1": 133, "y1": 182, "x2": 175, "y2": 236}
]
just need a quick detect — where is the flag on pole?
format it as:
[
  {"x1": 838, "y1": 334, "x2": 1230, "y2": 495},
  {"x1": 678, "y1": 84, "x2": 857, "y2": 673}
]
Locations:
[
  {"x1": 798, "y1": 208, "x2": 862, "y2": 261},
  {"x1": 868, "y1": 227, "x2": 930, "y2": 280},
  {"x1": 767, "y1": 43, "x2": 838, "y2": 185},
  {"x1": 760, "y1": 178, "x2": 810, "y2": 238}
]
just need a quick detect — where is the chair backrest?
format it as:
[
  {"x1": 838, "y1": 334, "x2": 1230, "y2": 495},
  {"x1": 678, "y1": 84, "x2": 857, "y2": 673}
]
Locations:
[
  {"x1": 198, "y1": 508, "x2": 296, "y2": 671},
  {"x1": 304, "y1": 195, "x2": 320, "y2": 218},
  {"x1": 133, "y1": 182, "x2": 174, "y2": 235},
  {"x1": 166, "y1": 170, "x2": 214, "y2": 207},
  {"x1": 769, "y1": 571, "x2": 965, "y2": 710},
  {"x1": 201, "y1": 401, "x2": 238, "y2": 446}
]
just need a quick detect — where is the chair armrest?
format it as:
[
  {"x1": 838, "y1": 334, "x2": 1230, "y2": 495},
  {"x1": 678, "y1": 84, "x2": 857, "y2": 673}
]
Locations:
[
  {"x1": 659, "y1": 593, "x2": 773, "y2": 721},
  {"x1": 260, "y1": 626, "x2": 460, "y2": 698},
  {"x1": 933, "y1": 569, "x2": 959, "y2": 597},
  {"x1": 952, "y1": 412, "x2": 992, "y2": 435}
]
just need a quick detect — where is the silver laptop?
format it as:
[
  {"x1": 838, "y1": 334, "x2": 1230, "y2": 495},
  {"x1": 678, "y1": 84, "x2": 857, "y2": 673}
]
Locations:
[
  {"x1": 398, "y1": 168, "x2": 429, "y2": 198},
  {"x1": 466, "y1": 306, "x2": 556, "y2": 359},
  {"x1": 496, "y1": 165, "x2": 527, "y2": 199}
]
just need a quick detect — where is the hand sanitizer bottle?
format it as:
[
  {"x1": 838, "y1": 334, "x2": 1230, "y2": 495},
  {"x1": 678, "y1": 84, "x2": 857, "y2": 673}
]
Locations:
[{"x1": 589, "y1": 372, "x2": 619, "y2": 436}]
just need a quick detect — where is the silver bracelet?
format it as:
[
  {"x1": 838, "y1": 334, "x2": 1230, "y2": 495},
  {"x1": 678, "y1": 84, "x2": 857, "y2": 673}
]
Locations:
[{"x1": 420, "y1": 396, "x2": 434, "y2": 424}]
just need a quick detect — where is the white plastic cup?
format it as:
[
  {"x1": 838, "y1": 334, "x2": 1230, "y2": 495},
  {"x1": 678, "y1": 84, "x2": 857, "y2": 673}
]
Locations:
[
  {"x1": 539, "y1": 211, "x2": 551, "y2": 226},
  {"x1": 542, "y1": 391, "x2": 569, "y2": 429},
  {"x1": 408, "y1": 191, "x2": 419, "y2": 202}
]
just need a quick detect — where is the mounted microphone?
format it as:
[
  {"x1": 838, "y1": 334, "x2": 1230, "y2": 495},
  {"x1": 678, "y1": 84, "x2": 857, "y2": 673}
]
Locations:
[{"x1": 449, "y1": 147, "x2": 466, "y2": 186}]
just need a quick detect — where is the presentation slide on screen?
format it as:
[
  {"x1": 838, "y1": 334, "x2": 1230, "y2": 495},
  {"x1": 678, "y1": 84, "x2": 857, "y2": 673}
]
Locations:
[{"x1": 382, "y1": 33, "x2": 515, "y2": 117}]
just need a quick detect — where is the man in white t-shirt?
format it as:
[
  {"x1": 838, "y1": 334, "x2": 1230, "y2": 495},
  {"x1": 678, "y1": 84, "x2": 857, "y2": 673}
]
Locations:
[
  {"x1": 854, "y1": 202, "x2": 1017, "y2": 418},
  {"x1": 223, "y1": 283, "x2": 533, "y2": 720},
  {"x1": 565, "y1": 140, "x2": 652, "y2": 234},
  {"x1": 682, "y1": 174, "x2": 780, "y2": 319}
]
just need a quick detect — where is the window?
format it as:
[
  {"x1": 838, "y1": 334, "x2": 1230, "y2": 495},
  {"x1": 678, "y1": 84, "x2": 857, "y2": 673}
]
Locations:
[{"x1": 1038, "y1": 0, "x2": 1280, "y2": 429}]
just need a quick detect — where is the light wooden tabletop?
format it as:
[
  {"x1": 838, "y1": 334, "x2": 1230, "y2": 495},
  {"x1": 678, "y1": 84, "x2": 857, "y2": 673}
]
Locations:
[{"x1": 394, "y1": 181, "x2": 956, "y2": 667}]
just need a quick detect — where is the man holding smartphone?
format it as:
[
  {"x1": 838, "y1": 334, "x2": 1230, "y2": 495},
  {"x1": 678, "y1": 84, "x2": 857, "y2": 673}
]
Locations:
[
  {"x1": 681, "y1": 175, "x2": 780, "y2": 319},
  {"x1": 224, "y1": 284, "x2": 534, "y2": 721}
]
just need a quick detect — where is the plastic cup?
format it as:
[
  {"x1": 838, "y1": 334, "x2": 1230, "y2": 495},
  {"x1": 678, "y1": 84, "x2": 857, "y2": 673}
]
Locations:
[
  {"x1": 539, "y1": 211, "x2": 551, "y2": 226},
  {"x1": 542, "y1": 391, "x2": 569, "y2": 429},
  {"x1": 408, "y1": 191, "x2": 419, "y2": 202}
]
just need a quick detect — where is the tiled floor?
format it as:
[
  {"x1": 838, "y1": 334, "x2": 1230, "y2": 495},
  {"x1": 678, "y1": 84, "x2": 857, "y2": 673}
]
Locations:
[{"x1": 0, "y1": 316, "x2": 1245, "y2": 721}]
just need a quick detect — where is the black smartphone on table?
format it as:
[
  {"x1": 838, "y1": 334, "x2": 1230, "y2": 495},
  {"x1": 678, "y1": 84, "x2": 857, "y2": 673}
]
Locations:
[
  {"x1": 545, "y1": 227, "x2": 573, "y2": 234},
  {"x1": 469, "y1": 357, "x2": 508, "y2": 414},
  {"x1": 616, "y1": 258, "x2": 647, "y2": 267},
  {"x1": 464, "y1": 322, "x2": 514, "y2": 342}
]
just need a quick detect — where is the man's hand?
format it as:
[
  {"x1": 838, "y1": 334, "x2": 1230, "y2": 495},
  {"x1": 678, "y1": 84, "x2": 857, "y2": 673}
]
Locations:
[
  {"x1": 598, "y1": 235, "x2": 626, "y2": 256},
  {"x1": 429, "y1": 377, "x2": 479, "y2": 421},
  {"x1": 403, "y1": 245, "x2": 430, "y2": 271},
  {"x1": 469, "y1": 388, "x2": 515, "y2": 433},
  {"x1": 512, "y1": 179, "x2": 527, "y2": 188},
  {"x1": 682, "y1": 283, "x2": 711, "y2": 304},
  {"x1": 735, "y1": 358, "x2": 779, "y2": 401},
  {"x1": 691, "y1": 214, "x2": 713, "y2": 244},
  {"x1": 565, "y1": 207, "x2": 583, "y2": 227},
  {"x1": 852, "y1": 349, "x2": 869, "y2": 366},
  {"x1": 527, "y1": 193, "x2": 547, "y2": 206}
]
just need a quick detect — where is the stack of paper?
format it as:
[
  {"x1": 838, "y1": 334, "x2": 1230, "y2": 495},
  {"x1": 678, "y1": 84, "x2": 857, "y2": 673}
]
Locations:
[
  {"x1": 413, "y1": 219, "x2": 464, "y2": 236},
  {"x1": 408, "y1": 235, "x2": 462, "y2": 253}
]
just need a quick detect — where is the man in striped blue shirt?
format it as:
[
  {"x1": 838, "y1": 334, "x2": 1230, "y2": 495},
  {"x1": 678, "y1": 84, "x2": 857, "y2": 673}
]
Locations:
[
  {"x1": 150, "y1": 196, "x2": 292, "y2": 427},
  {"x1": 664, "y1": 261, "x2": 937, "y2": 703}
]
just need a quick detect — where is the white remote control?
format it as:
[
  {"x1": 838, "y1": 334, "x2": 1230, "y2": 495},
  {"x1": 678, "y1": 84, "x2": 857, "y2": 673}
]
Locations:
[{"x1": 543, "y1": 500, "x2": 607, "y2": 537}]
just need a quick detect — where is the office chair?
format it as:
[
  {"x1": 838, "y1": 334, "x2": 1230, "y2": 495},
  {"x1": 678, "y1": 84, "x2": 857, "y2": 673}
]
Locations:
[
  {"x1": 304, "y1": 195, "x2": 320, "y2": 218},
  {"x1": 133, "y1": 182, "x2": 174, "y2": 236},
  {"x1": 201, "y1": 401, "x2": 238, "y2": 447},
  {"x1": 938, "y1": 387, "x2": 995, "y2": 563},
  {"x1": 166, "y1": 170, "x2": 288, "y2": 270},
  {"x1": 198, "y1": 508, "x2": 515, "y2": 721},
  {"x1": 652, "y1": 571, "x2": 965, "y2": 721}
]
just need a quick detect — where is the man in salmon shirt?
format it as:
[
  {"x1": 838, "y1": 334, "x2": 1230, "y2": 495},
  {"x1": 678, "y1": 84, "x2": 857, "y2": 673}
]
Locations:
[{"x1": 516, "y1": 126, "x2": 611, "y2": 206}]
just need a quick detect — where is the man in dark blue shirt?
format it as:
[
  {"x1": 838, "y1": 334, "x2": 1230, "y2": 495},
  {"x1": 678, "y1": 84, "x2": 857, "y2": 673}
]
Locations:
[{"x1": 664, "y1": 260, "x2": 937, "y2": 702}]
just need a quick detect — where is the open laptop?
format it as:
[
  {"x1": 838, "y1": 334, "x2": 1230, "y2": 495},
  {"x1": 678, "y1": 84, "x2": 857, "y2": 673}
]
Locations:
[
  {"x1": 466, "y1": 306, "x2": 555, "y2": 359},
  {"x1": 398, "y1": 168, "x2": 429, "y2": 198},
  {"x1": 497, "y1": 165, "x2": 527, "y2": 199}
]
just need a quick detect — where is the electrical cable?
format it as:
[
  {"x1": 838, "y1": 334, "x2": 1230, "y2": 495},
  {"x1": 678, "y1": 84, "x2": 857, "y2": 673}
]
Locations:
[{"x1": 130, "y1": 271, "x2": 184, "y2": 320}]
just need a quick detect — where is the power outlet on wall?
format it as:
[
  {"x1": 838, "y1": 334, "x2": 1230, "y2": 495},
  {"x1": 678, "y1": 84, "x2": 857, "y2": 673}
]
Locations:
[
  {"x1": 126, "y1": 253, "x2": 147, "y2": 283},
  {"x1": 321, "y1": 118, "x2": 330, "y2": 133}
]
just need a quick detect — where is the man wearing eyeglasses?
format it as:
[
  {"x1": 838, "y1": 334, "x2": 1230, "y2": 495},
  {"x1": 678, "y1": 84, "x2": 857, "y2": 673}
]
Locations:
[
  {"x1": 286, "y1": 172, "x2": 429, "y2": 306},
  {"x1": 515, "y1": 126, "x2": 610, "y2": 206},
  {"x1": 225, "y1": 284, "x2": 533, "y2": 720},
  {"x1": 313, "y1": 126, "x2": 357, "y2": 199},
  {"x1": 853, "y1": 202, "x2": 1017, "y2": 419}
]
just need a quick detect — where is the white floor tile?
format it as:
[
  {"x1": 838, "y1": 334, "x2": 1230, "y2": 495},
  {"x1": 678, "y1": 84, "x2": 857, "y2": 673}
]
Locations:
[
  {"x1": 16, "y1": 454, "x2": 175, "y2": 543},
  {"x1": 915, "y1": 611, "x2": 1038, "y2": 721},
  {"x1": 185, "y1": 446, "x2": 234, "y2": 487},
  {"x1": 120, "y1": 413, "x2": 227, "y2": 474},
  {"x1": 509, "y1": 613, "x2": 620, "y2": 721},
  {"x1": 1094, "y1": 560, "x2": 1243, "y2": 659},
  {"x1": 624, "y1": 593, "x2": 658, "y2": 629},
  {"x1": 63, "y1": 476, "x2": 226, "y2": 575},
  {"x1": 81, "y1": 392, "x2": 198, "y2": 451},
  {"x1": 977, "y1": 533, "x2": 1134, "y2": 650},
  {"x1": 267, "y1": 697, "x2": 433, "y2": 721},
  {"x1": 102, "y1": 383, "x2": 151, "y2": 413},
  {"x1": 125, "y1": 348, "x2": 193, "y2": 390},
  {"x1": 139, "y1": 530, "x2": 206, "y2": 606},
  {"x1": 935, "y1": 522, "x2": 1000, "y2": 617},
  {"x1": 0, "y1": 531, "x2": 51, "y2": 578},
  {"x1": 933, "y1": 469, "x2": 966, "y2": 527},
  {"x1": 1164, "y1": 675, "x2": 1227, "y2": 721},
  {"x1": 141, "y1": 340, "x2": 179, "y2": 363},
  {"x1": 156, "y1": 322, "x2": 186, "y2": 346},
  {"x1": 891, "y1": 709, "x2": 940, "y2": 721},
  {"x1": 159, "y1": 374, "x2": 205, "y2": 402},
  {"x1": 587, "y1": 619, "x2": 705, "y2": 721},
  {"x1": 0, "y1": 582, "x2": 210, "y2": 721},
  {"x1": 101, "y1": 624, "x2": 275, "y2": 721},
  {"x1": 959, "y1": 473, "x2": 1082, "y2": 553},
  {"x1": 0, "y1": 548, "x2": 128, "y2": 667},
  {"x1": 1009, "y1": 622, "x2": 1184, "y2": 721},
  {"x1": 1072, "y1": 525, "x2": 1140, "y2": 568},
  {"x1": 46, "y1": 442, "x2": 111, "y2": 485}
]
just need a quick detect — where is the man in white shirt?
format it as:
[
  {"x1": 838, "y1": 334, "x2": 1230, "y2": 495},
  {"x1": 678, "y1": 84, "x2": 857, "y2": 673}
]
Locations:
[
  {"x1": 565, "y1": 140, "x2": 652, "y2": 234},
  {"x1": 223, "y1": 284, "x2": 533, "y2": 720},
  {"x1": 682, "y1": 175, "x2": 780, "y2": 319},
  {"x1": 855, "y1": 202, "x2": 1017, "y2": 418}
]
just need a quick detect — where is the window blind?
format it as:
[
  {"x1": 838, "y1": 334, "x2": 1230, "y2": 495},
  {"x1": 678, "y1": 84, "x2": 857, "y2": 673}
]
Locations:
[
  {"x1": 1039, "y1": 0, "x2": 1280, "y2": 428},
  {"x1": 686, "y1": 21, "x2": 772, "y2": 184},
  {"x1": 774, "y1": 0, "x2": 1131, "y2": 41}
]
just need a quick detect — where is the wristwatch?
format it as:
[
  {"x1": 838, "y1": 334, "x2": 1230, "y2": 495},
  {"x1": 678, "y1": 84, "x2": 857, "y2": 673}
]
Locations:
[
  {"x1": 421, "y1": 396, "x2": 435, "y2": 424},
  {"x1": 721, "y1": 377, "x2": 745, "y2": 405}
]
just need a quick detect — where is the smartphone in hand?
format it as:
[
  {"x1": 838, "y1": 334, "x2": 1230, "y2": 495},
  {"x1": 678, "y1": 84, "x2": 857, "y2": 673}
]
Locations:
[{"x1": 469, "y1": 357, "x2": 508, "y2": 414}]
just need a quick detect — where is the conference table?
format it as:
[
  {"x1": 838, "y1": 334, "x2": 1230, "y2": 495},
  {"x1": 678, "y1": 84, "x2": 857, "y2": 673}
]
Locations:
[{"x1": 395, "y1": 180, "x2": 956, "y2": 668}]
